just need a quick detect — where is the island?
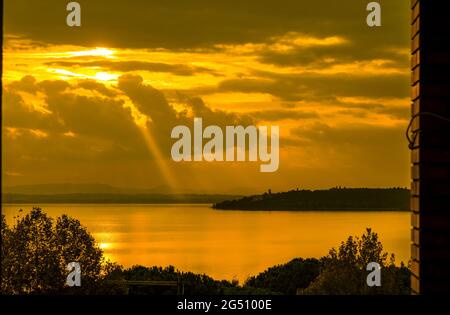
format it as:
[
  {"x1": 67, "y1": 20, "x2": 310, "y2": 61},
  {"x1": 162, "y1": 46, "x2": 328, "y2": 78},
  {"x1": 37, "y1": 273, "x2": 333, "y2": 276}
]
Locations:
[{"x1": 212, "y1": 187, "x2": 410, "y2": 211}]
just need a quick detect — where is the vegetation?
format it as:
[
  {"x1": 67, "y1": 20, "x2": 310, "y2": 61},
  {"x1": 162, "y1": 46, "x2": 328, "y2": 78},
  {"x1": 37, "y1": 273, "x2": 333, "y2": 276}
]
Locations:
[
  {"x1": 299, "y1": 228, "x2": 410, "y2": 295},
  {"x1": 241, "y1": 230, "x2": 410, "y2": 295},
  {"x1": 213, "y1": 187, "x2": 410, "y2": 211},
  {"x1": 0, "y1": 208, "x2": 410, "y2": 295},
  {"x1": 1, "y1": 208, "x2": 104, "y2": 294},
  {"x1": 244, "y1": 258, "x2": 321, "y2": 294}
]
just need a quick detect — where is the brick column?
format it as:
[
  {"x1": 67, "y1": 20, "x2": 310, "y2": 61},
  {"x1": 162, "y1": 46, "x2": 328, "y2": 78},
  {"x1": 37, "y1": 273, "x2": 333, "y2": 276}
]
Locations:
[{"x1": 410, "y1": 0, "x2": 450, "y2": 294}]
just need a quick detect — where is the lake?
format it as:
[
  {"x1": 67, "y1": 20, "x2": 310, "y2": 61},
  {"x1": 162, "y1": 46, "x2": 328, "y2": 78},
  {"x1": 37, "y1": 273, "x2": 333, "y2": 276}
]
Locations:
[{"x1": 1, "y1": 204, "x2": 410, "y2": 282}]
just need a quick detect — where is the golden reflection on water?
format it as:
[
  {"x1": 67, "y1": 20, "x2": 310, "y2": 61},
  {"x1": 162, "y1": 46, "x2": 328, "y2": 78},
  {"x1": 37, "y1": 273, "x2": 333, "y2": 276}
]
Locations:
[{"x1": 2, "y1": 204, "x2": 410, "y2": 282}]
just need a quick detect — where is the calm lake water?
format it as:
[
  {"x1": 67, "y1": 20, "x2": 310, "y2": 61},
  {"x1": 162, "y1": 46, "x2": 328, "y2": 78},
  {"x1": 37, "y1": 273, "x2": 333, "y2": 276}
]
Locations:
[{"x1": 1, "y1": 204, "x2": 410, "y2": 282}]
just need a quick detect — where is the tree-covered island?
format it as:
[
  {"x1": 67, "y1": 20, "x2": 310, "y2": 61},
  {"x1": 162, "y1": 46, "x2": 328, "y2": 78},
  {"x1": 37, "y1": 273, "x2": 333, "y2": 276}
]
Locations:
[{"x1": 213, "y1": 187, "x2": 410, "y2": 211}]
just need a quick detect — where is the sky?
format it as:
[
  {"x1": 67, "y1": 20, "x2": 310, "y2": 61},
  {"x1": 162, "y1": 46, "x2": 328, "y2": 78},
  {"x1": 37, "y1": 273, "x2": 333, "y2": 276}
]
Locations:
[{"x1": 2, "y1": 0, "x2": 411, "y2": 194}]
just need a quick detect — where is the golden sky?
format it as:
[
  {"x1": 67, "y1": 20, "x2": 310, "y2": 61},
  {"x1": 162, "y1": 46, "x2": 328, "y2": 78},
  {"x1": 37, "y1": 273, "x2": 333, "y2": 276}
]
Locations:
[{"x1": 2, "y1": 0, "x2": 411, "y2": 194}]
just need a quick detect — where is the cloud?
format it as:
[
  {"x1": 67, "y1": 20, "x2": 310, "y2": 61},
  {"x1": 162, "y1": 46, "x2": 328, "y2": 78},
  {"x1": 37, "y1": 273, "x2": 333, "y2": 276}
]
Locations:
[
  {"x1": 5, "y1": 0, "x2": 409, "y2": 51},
  {"x1": 2, "y1": 88, "x2": 59, "y2": 131},
  {"x1": 4, "y1": 74, "x2": 257, "y2": 166},
  {"x1": 249, "y1": 109, "x2": 319, "y2": 121},
  {"x1": 3, "y1": 76, "x2": 148, "y2": 163},
  {"x1": 9, "y1": 75, "x2": 39, "y2": 94},
  {"x1": 77, "y1": 80, "x2": 119, "y2": 97},
  {"x1": 46, "y1": 60, "x2": 219, "y2": 76},
  {"x1": 217, "y1": 71, "x2": 409, "y2": 101},
  {"x1": 217, "y1": 78, "x2": 305, "y2": 101},
  {"x1": 333, "y1": 96, "x2": 410, "y2": 120},
  {"x1": 291, "y1": 122, "x2": 405, "y2": 146},
  {"x1": 187, "y1": 97, "x2": 254, "y2": 126},
  {"x1": 117, "y1": 74, "x2": 180, "y2": 126}
]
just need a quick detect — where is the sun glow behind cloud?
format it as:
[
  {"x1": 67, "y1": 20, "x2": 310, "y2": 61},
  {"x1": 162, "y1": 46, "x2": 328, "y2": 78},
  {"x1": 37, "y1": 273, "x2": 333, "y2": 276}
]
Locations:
[{"x1": 68, "y1": 47, "x2": 115, "y2": 58}]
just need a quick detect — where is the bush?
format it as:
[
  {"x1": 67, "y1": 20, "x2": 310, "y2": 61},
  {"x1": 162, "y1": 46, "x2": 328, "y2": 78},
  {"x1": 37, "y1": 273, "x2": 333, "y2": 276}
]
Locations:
[{"x1": 244, "y1": 258, "x2": 321, "y2": 294}]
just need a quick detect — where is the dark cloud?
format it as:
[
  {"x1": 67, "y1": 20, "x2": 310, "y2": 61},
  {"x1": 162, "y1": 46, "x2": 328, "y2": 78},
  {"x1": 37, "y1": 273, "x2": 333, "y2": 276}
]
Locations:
[
  {"x1": 3, "y1": 127, "x2": 132, "y2": 162},
  {"x1": 3, "y1": 75, "x2": 258, "y2": 165},
  {"x1": 9, "y1": 75, "x2": 39, "y2": 94},
  {"x1": 118, "y1": 74, "x2": 180, "y2": 125},
  {"x1": 188, "y1": 97, "x2": 254, "y2": 126},
  {"x1": 257, "y1": 37, "x2": 409, "y2": 70},
  {"x1": 37, "y1": 79, "x2": 71, "y2": 94},
  {"x1": 3, "y1": 76, "x2": 148, "y2": 162},
  {"x1": 5, "y1": 0, "x2": 409, "y2": 51},
  {"x1": 46, "y1": 60, "x2": 220, "y2": 76},
  {"x1": 2, "y1": 88, "x2": 60, "y2": 131},
  {"x1": 77, "y1": 80, "x2": 119, "y2": 97},
  {"x1": 217, "y1": 72, "x2": 410, "y2": 101},
  {"x1": 250, "y1": 109, "x2": 319, "y2": 121},
  {"x1": 217, "y1": 78, "x2": 305, "y2": 101},
  {"x1": 46, "y1": 92, "x2": 140, "y2": 142}
]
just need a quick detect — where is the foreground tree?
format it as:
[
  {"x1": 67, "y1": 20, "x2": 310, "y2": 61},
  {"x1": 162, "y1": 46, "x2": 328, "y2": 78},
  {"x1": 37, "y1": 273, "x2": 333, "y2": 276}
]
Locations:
[
  {"x1": 1, "y1": 208, "x2": 107, "y2": 294},
  {"x1": 1, "y1": 214, "x2": 11, "y2": 293},
  {"x1": 299, "y1": 228, "x2": 410, "y2": 295},
  {"x1": 55, "y1": 214, "x2": 103, "y2": 293}
]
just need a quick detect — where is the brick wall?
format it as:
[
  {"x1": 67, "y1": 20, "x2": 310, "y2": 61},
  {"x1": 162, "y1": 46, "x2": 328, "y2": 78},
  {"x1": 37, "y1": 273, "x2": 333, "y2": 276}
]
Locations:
[{"x1": 410, "y1": 0, "x2": 450, "y2": 294}]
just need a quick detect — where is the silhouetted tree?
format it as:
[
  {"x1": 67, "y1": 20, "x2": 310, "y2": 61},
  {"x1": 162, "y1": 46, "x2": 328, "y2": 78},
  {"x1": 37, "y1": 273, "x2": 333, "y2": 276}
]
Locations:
[
  {"x1": 0, "y1": 207, "x2": 110, "y2": 294},
  {"x1": 1, "y1": 214, "x2": 10, "y2": 293},
  {"x1": 299, "y1": 229, "x2": 410, "y2": 295}
]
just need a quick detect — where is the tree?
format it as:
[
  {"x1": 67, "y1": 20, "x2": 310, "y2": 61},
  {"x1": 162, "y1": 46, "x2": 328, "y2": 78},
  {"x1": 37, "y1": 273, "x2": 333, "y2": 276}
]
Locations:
[
  {"x1": 1, "y1": 208, "x2": 61, "y2": 294},
  {"x1": 0, "y1": 207, "x2": 108, "y2": 294},
  {"x1": 55, "y1": 214, "x2": 103, "y2": 293},
  {"x1": 1, "y1": 214, "x2": 11, "y2": 293},
  {"x1": 299, "y1": 228, "x2": 410, "y2": 295}
]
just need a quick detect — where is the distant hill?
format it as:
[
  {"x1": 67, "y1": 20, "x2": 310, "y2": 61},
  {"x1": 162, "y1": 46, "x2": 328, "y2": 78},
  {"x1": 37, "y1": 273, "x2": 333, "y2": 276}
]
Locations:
[
  {"x1": 213, "y1": 188, "x2": 410, "y2": 211},
  {"x1": 2, "y1": 193, "x2": 242, "y2": 204},
  {"x1": 2, "y1": 183, "x2": 168, "y2": 195},
  {"x1": 2, "y1": 183, "x2": 257, "y2": 196}
]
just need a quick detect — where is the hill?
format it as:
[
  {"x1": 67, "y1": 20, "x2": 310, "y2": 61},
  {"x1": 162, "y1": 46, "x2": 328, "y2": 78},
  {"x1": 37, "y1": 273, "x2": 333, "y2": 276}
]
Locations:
[
  {"x1": 212, "y1": 187, "x2": 410, "y2": 211},
  {"x1": 2, "y1": 193, "x2": 241, "y2": 204}
]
